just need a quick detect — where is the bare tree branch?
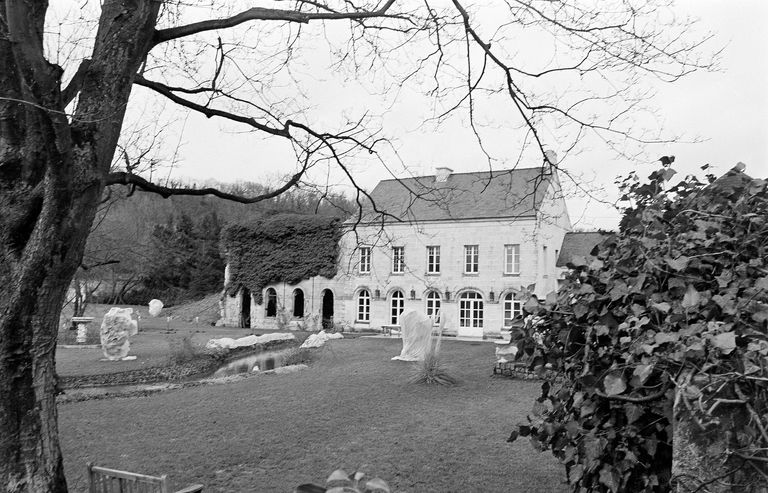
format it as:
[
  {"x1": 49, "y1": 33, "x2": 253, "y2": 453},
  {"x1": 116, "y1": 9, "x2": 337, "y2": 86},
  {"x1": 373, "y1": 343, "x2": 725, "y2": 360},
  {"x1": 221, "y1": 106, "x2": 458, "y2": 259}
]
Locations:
[
  {"x1": 152, "y1": 1, "x2": 399, "y2": 46},
  {"x1": 106, "y1": 168, "x2": 306, "y2": 204}
]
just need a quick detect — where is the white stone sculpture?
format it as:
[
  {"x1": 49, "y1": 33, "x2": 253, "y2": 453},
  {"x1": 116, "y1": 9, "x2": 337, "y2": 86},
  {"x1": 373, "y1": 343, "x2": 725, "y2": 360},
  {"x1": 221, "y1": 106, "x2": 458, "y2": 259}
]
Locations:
[
  {"x1": 148, "y1": 299, "x2": 164, "y2": 317},
  {"x1": 391, "y1": 310, "x2": 434, "y2": 361},
  {"x1": 100, "y1": 307, "x2": 139, "y2": 361},
  {"x1": 205, "y1": 332, "x2": 295, "y2": 350},
  {"x1": 299, "y1": 330, "x2": 343, "y2": 349}
]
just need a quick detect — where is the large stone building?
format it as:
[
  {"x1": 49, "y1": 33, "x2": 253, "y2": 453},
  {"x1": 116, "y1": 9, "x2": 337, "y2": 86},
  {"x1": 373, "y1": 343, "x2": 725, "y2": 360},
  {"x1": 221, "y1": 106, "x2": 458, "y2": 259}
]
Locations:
[{"x1": 222, "y1": 165, "x2": 572, "y2": 338}]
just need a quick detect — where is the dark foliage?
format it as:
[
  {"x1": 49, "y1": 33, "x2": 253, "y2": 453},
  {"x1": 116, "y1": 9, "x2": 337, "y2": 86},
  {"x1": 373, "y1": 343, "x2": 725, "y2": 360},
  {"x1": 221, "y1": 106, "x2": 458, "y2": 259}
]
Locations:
[
  {"x1": 222, "y1": 213, "x2": 342, "y2": 304},
  {"x1": 509, "y1": 161, "x2": 768, "y2": 491}
]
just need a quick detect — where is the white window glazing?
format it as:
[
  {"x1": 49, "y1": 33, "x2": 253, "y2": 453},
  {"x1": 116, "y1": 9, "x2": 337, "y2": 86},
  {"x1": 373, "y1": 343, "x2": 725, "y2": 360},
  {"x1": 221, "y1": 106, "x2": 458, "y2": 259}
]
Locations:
[
  {"x1": 427, "y1": 246, "x2": 441, "y2": 274},
  {"x1": 392, "y1": 246, "x2": 405, "y2": 273},
  {"x1": 503, "y1": 292, "x2": 522, "y2": 327},
  {"x1": 390, "y1": 290, "x2": 405, "y2": 324},
  {"x1": 357, "y1": 289, "x2": 371, "y2": 322},
  {"x1": 504, "y1": 244, "x2": 520, "y2": 274},
  {"x1": 359, "y1": 247, "x2": 371, "y2": 274},
  {"x1": 464, "y1": 245, "x2": 479, "y2": 273},
  {"x1": 459, "y1": 291, "x2": 483, "y2": 328},
  {"x1": 425, "y1": 290, "x2": 441, "y2": 325}
]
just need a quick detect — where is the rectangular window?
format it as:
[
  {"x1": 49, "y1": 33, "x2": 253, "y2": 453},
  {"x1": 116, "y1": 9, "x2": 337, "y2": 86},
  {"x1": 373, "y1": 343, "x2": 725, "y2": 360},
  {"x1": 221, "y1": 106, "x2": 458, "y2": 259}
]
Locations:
[
  {"x1": 426, "y1": 246, "x2": 441, "y2": 274},
  {"x1": 359, "y1": 247, "x2": 371, "y2": 274},
  {"x1": 392, "y1": 246, "x2": 405, "y2": 273},
  {"x1": 357, "y1": 290, "x2": 371, "y2": 322},
  {"x1": 504, "y1": 244, "x2": 520, "y2": 274},
  {"x1": 464, "y1": 245, "x2": 479, "y2": 274}
]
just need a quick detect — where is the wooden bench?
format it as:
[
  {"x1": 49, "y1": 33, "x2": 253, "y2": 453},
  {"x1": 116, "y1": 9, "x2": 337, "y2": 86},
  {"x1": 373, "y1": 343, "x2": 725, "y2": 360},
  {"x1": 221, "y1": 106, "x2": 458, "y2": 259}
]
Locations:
[{"x1": 87, "y1": 463, "x2": 203, "y2": 493}]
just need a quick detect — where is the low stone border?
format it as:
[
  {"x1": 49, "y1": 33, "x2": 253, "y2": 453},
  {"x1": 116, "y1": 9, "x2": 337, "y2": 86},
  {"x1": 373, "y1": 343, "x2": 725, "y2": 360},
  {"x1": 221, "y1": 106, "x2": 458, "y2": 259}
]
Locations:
[
  {"x1": 57, "y1": 344, "x2": 101, "y2": 349},
  {"x1": 492, "y1": 361, "x2": 564, "y2": 382},
  {"x1": 57, "y1": 364, "x2": 309, "y2": 404}
]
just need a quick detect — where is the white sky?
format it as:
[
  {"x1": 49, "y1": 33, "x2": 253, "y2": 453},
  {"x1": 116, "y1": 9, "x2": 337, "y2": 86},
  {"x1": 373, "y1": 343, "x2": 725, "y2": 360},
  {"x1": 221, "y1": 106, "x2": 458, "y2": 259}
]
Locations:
[{"x1": 145, "y1": 0, "x2": 768, "y2": 230}]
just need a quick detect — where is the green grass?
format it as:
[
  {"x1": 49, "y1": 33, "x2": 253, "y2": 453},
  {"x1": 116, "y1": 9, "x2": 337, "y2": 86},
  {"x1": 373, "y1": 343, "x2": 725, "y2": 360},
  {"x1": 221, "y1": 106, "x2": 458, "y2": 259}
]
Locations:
[{"x1": 58, "y1": 338, "x2": 567, "y2": 492}]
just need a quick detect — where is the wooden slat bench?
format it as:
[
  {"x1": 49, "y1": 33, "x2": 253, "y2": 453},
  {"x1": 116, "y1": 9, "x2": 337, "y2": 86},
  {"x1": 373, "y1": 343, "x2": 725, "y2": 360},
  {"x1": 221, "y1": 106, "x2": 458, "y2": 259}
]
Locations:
[{"x1": 87, "y1": 463, "x2": 203, "y2": 493}]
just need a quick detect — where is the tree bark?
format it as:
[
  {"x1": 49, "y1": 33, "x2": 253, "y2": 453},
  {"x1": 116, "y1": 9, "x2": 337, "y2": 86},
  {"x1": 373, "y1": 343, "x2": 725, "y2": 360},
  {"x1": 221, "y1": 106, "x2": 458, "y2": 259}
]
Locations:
[
  {"x1": 0, "y1": 2, "x2": 160, "y2": 491},
  {"x1": 672, "y1": 379, "x2": 765, "y2": 492}
]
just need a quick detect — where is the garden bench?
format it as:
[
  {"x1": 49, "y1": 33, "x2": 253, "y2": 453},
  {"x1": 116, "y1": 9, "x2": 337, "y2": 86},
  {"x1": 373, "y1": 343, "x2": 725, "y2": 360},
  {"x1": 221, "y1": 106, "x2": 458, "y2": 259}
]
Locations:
[{"x1": 87, "y1": 463, "x2": 203, "y2": 493}]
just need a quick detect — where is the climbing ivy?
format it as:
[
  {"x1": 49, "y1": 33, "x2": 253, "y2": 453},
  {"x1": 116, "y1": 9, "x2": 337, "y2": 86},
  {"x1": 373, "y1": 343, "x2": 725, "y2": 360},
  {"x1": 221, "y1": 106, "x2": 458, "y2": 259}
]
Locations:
[
  {"x1": 222, "y1": 213, "x2": 342, "y2": 304},
  {"x1": 509, "y1": 160, "x2": 768, "y2": 491}
]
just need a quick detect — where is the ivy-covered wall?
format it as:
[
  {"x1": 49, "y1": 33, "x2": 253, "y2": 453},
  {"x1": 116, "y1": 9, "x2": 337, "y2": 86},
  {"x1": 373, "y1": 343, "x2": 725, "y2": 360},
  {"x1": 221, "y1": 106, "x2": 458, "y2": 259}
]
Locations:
[{"x1": 222, "y1": 213, "x2": 342, "y2": 304}]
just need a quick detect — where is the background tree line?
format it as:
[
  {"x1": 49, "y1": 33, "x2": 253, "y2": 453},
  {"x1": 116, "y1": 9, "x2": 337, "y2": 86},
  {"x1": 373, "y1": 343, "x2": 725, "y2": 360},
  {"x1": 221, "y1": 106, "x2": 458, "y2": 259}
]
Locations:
[{"x1": 73, "y1": 183, "x2": 354, "y2": 309}]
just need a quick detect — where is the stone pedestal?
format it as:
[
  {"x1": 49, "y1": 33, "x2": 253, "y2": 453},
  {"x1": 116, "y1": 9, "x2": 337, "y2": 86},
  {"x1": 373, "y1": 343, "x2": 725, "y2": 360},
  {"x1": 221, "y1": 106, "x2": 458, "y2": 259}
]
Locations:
[{"x1": 71, "y1": 316, "x2": 95, "y2": 343}]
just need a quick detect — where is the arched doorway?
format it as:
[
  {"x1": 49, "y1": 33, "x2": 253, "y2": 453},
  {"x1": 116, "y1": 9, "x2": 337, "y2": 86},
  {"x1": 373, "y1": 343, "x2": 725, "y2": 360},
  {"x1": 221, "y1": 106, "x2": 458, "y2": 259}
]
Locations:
[
  {"x1": 458, "y1": 290, "x2": 484, "y2": 338},
  {"x1": 321, "y1": 289, "x2": 334, "y2": 330},
  {"x1": 240, "y1": 288, "x2": 251, "y2": 328},
  {"x1": 293, "y1": 289, "x2": 305, "y2": 318}
]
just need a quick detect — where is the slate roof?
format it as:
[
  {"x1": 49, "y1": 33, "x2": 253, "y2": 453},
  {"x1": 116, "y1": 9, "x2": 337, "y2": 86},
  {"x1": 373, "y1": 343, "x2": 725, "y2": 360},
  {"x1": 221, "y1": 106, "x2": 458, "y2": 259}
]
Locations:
[
  {"x1": 358, "y1": 167, "x2": 553, "y2": 222},
  {"x1": 556, "y1": 231, "x2": 614, "y2": 267}
]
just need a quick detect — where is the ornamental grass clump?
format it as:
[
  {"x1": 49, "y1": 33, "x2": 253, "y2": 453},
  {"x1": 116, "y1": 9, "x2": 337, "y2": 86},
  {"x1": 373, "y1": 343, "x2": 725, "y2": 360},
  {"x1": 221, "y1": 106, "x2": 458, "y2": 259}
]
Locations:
[{"x1": 409, "y1": 319, "x2": 458, "y2": 386}]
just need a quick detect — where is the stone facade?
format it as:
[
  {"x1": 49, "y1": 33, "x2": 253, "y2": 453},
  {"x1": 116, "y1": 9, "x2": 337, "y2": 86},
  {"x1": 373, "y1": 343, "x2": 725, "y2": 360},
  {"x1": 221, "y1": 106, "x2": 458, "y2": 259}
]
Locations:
[{"x1": 222, "y1": 166, "x2": 571, "y2": 337}]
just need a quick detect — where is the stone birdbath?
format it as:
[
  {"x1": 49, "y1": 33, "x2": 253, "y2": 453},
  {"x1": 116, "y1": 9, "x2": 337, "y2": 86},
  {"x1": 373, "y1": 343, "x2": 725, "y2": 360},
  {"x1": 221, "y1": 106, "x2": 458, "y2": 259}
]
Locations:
[{"x1": 70, "y1": 316, "x2": 95, "y2": 344}]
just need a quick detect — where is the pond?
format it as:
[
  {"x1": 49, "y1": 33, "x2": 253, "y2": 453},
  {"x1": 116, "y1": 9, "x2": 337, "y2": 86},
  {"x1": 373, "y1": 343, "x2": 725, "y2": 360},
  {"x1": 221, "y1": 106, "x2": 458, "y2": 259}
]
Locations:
[
  {"x1": 59, "y1": 347, "x2": 303, "y2": 402},
  {"x1": 209, "y1": 347, "x2": 299, "y2": 378}
]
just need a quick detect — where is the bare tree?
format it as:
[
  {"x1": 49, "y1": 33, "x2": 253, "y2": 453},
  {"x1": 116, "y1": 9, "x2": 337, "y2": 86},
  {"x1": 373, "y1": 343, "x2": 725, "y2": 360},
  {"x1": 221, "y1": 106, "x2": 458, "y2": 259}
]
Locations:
[{"x1": 0, "y1": 1, "x2": 712, "y2": 491}]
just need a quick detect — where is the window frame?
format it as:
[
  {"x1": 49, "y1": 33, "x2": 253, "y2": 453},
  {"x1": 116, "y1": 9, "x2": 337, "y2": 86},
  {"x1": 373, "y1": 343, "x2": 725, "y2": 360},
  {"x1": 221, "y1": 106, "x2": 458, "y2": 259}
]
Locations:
[
  {"x1": 357, "y1": 289, "x2": 371, "y2": 322},
  {"x1": 425, "y1": 290, "x2": 441, "y2": 325},
  {"x1": 504, "y1": 244, "x2": 520, "y2": 275},
  {"x1": 426, "y1": 245, "x2": 441, "y2": 274},
  {"x1": 459, "y1": 291, "x2": 484, "y2": 328},
  {"x1": 392, "y1": 246, "x2": 405, "y2": 273},
  {"x1": 502, "y1": 292, "x2": 522, "y2": 328},
  {"x1": 359, "y1": 247, "x2": 371, "y2": 274},
  {"x1": 390, "y1": 289, "x2": 405, "y2": 325},
  {"x1": 464, "y1": 244, "x2": 479, "y2": 274}
]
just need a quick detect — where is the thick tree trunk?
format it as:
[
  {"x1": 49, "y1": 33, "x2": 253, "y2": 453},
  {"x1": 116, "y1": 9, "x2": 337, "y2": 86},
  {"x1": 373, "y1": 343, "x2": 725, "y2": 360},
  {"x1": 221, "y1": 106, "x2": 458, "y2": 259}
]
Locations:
[
  {"x1": 0, "y1": 2, "x2": 160, "y2": 491},
  {"x1": 672, "y1": 381, "x2": 766, "y2": 492}
]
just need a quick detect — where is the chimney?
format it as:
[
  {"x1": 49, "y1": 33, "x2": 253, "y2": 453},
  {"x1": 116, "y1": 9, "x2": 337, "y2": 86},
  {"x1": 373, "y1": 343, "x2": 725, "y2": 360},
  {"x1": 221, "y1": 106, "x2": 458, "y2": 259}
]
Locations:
[{"x1": 435, "y1": 167, "x2": 453, "y2": 183}]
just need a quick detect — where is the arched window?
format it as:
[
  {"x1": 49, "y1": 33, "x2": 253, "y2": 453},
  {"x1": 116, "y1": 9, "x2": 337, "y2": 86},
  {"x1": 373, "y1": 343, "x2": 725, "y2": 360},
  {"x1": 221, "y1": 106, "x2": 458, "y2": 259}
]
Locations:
[
  {"x1": 390, "y1": 290, "x2": 405, "y2": 325},
  {"x1": 503, "y1": 292, "x2": 522, "y2": 328},
  {"x1": 357, "y1": 289, "x2": 371, "y2": 322},
  {"x1": 459, "y1": 291, "x2": 483, "y2": 328},
  {"x1": 425, "y1": 291, "x2": 441, "y2": 325},
  {"x1": 265, "y1": 288, "x2": 277, "y2": 317},
  {"x1": 293, "y1": 289, "x2": 305, "y2": 318}
]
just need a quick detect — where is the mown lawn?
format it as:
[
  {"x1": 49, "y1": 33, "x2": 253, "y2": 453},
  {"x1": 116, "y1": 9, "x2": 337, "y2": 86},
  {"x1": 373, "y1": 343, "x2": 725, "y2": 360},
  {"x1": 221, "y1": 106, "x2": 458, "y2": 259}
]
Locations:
[
  {"x1": 59, "y1": 337, "x2": 567, "y2": 492},
  {"x1": 56, "y1": 303, "x2": 254, "y2": 376}
]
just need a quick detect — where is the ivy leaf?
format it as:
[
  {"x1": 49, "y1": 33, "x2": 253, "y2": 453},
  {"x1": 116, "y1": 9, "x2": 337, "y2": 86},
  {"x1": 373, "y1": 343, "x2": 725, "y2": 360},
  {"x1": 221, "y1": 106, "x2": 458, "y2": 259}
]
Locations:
[
  {"x1": 568, "y1": 464, "x2": 584, "y2": 485},
  {"x1": 573, "y1": 303, "x2": 589, "y2": 319},
  {"x1": 681, "y1": 284, "x2": 701, "y2": 309},
  {"x1": 665, "y1": 256, "x2": 689, "y2": 271},
  {"x1": 599, "y1": 465, "x2": 620, "y2": 492},
  {"x1": 652, "y1": 302, "x2": 671, "y2": 313},
  {"x1": 755, "y1": 276, "x2": 768, "y2": 292},
  {"x1": 603, "y1": 372, "x2": 627, "y2": 396},
  {"x1": 625, "y1": 404, "x2": 643, "y2": 424},
  {"x1": 632, "y1": 364, "x2": 654, "y2": 385},
  {"x1": 507, "y1": 430, "x2": 519, "y2": 443},
  {"x1": 711, "y1": 332, "x2": 736, "y2": 354},
  {"x1": 654, "y1": 332, "x2": 679, "y2": 345}
]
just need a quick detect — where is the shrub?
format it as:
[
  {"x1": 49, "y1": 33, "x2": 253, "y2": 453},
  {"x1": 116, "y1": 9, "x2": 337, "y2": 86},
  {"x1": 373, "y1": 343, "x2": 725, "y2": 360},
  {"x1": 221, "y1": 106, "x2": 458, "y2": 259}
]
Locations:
[
  {"x1": 168, "y1": 335, "x2": 202, "y2": 364},
  {"x1": 509, "y1": 161, "x2": 768, "y2": 491},
  {"x1": 409, "y1": 323, "x2": 457, "y2": 386}
]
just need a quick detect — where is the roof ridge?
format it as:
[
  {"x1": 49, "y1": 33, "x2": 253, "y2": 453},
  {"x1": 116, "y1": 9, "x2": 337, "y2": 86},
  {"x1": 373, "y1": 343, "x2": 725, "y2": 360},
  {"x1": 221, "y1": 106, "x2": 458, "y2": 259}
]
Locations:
[{"x1": 375, "y1": 166, "x2": 548, "y2": 183}]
